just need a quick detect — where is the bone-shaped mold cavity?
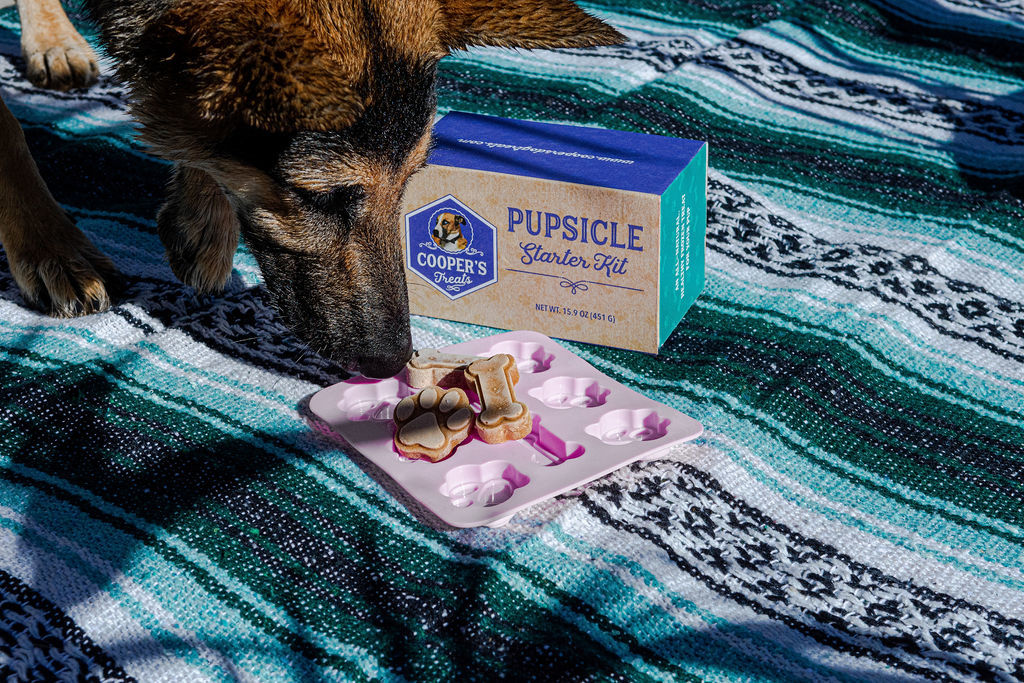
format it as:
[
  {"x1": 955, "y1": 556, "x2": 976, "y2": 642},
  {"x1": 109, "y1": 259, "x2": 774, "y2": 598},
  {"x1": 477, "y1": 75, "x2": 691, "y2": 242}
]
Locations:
[
  {"x1": 584, "y1": 409, "x2": 670, "y2": 445},
  {"x1": 528, "y1": 376, "x2": 610, "y2": 409},
  {"x1": 338, "y1": 379, "x2": 415, "y2": 421},
  {"x1": 439, "y1": 461, "x2": 530, "y2": 508},
  {"x1": 488, "y1": 341, "x2": 554, "y2": 374},
  {"x1": 523, "y1": 417, "x2": 585, "y2": 466}
]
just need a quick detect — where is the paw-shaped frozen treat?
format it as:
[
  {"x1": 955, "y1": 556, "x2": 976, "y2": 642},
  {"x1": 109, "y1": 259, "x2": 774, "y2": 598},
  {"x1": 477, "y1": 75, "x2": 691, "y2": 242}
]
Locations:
[
  {"x1": 405, "y1": 349, "x2": 483, "y2": 389},
  {"x1": 393, "y1": 386, "x2": 474, "y2": 462},
  {"x1": 464, "y1": 354, "x2": 533, "y2": 444}
]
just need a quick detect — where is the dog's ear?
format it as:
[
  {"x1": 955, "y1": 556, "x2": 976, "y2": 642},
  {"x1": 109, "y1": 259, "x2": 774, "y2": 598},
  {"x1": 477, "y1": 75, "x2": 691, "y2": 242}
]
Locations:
[
  {"x1": 143, "y1": 2, "x2": 364, "y2": 132},
  {"x1": 439, "y1": 0, "x2": 624, "y2": 51}
]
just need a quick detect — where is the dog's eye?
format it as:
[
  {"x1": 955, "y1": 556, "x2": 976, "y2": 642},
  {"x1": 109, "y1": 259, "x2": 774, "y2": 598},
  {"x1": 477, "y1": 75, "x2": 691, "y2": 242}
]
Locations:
[{"x1": 295, "y1": 185, "x2": 365, "y2": 216}]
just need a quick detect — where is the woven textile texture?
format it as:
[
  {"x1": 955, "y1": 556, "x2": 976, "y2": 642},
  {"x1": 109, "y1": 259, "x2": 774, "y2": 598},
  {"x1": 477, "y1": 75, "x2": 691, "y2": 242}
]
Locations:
[{"x1": 2, "y1": 0, "x2": 1023, "y2": 680}]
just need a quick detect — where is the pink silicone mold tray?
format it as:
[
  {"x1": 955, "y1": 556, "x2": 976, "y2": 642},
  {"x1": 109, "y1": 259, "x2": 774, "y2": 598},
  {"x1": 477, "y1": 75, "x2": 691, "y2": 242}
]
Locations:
[{"x1": 308, "y1": 331, "x2": 703, "y2": 528}]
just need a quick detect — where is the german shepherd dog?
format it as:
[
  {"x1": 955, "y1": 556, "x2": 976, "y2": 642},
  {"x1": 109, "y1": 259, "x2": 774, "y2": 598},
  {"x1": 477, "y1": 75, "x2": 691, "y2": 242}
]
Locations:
[{"x1": 0, "y1": 0, "x2": 622, "y2": 377}]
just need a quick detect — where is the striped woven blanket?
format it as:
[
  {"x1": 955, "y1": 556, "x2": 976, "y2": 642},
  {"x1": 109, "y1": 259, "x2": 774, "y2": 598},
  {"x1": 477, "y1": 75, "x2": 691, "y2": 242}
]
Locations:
[{"x1": 2, "y1": 0, "x2": 1023, "y2": 680}]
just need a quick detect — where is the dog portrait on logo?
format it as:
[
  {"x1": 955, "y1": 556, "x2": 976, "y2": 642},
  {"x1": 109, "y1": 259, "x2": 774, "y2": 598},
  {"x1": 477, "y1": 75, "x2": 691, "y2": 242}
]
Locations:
[
  {"x1": 431, "y1": 211, "x2": 469, "y2": 253},
  {"x1": 0, "y1": 0, "x2": 623, "y2": 377}
]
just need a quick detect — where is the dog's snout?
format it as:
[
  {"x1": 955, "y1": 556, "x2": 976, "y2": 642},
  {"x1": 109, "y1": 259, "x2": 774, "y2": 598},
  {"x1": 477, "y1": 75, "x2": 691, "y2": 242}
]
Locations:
[
  {"x1": 358, "y1": 354, "x2": 409, "y2": 379},
  {"x1": 358, "y1": 337, "x2": 413, "y2": 379}
]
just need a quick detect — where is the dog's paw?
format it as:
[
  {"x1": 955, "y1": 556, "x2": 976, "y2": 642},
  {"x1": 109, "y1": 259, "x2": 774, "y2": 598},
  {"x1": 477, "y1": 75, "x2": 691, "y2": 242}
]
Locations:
[
  {"x1": 157, "y1": 201, "x2": 238, "y2": 294},
  {"x1": 6, "y1": 213, "x2": 118, "y2": 317},
  {"x1": 157, "y1": 168, "x2": 239, "y2": 294},
  {"x1": 22, "y1": 25, "x2": 99, "y2": 91}
]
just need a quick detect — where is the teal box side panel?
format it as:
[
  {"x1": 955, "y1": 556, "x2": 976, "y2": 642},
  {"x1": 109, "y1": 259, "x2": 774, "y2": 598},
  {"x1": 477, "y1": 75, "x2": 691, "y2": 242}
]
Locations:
[{"x1": 658, "y1": 144, "x2": 708, "y2": 347}]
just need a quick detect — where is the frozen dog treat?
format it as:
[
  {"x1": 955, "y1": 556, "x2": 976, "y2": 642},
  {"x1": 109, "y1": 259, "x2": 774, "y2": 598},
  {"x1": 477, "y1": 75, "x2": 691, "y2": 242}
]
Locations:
[
  {"x1": 393, "y1": 386, "x2": 473, "y2": 462},
  {"x1": 464, "y1": 354, "x2": 532, "y2": 444},
  {"x1": 405, "y1": 348, "x2": 483, "y2": 388}
]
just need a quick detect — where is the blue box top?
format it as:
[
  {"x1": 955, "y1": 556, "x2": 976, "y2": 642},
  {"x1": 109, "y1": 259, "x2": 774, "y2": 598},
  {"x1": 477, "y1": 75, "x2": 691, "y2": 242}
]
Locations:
[{"x1": 429, "y1": 112, "x2": 706, "y2": 195}]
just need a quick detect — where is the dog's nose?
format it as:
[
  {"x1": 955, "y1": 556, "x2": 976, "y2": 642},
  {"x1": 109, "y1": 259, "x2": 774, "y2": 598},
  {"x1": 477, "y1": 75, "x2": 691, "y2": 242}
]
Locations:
[{"x1": 357, "y1": 339, "x2": 413, "y2": 379}]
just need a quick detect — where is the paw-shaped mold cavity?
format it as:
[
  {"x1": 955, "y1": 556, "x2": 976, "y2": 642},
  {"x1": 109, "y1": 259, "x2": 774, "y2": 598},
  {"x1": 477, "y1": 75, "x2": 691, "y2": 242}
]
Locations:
[
  {"x1": 528, "y1": 376, "x2": 610, "y2": 409},
  {"x1": 488, "y1": 341, "x2": 554, "y2": 373},
  {"x1": 523, "y1": 417, "x2": 585, "y2": 466},
  {"x1": 440, "y1": 461, "x2": 530, "y2": 508},
  {"x1": 584, "y1": 409, "x2": 670, "y2": 445},
  {"x1": 339, "y1": 379, "x2": 414, "y2": 421}
]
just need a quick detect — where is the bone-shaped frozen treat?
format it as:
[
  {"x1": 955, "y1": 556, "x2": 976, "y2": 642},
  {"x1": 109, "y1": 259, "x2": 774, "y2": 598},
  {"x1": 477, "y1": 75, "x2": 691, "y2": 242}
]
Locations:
[
  {"x1": 463, "y1": 354, "x2": 532, "y2": 444},
  {"x1": 405, "y1": 348, "x2": 484, "y2": 389},
  {"x1": 393, "y1": 386, "x2": 473, "y2": 462}
]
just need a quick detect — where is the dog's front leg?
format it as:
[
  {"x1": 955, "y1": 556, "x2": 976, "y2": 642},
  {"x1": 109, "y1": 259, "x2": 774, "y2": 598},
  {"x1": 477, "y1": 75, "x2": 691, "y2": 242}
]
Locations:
[
  {"x1": 0, "y1": 97, "x2": 116, "y2": 315},
  {"x1": 157, "y1": 165, "x2": 239, "y2": 293},
  {"x1": 15, "y1": 0, "x2": 99, "y2": 90}
]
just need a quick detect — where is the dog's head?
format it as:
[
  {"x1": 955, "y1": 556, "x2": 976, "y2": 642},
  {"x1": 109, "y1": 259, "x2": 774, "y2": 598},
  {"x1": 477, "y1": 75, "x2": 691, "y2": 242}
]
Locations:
[{"x1": 119, "y1": 0, "x2": 623, "y2": 377}]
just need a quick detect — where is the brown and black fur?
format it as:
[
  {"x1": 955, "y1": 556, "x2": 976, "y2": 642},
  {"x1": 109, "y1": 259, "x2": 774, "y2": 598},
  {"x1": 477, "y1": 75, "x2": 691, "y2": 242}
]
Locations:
[{"x1": 0, "y1": 0, "x2": 623, "y2": 377}]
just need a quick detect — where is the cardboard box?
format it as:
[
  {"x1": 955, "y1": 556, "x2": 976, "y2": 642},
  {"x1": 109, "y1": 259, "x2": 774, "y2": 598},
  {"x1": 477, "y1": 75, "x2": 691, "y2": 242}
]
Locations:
[{"x1": 400, "y1": 112, "x2": 707, "y2": 353}]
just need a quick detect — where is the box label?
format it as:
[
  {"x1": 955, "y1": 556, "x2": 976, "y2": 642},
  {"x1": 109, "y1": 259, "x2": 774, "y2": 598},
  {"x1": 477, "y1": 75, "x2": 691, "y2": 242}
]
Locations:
[
  {"x1": 405, "y1": 194, "x2": 498, "y2": 300},
  {"x1": 402, "y1": 167, "x2": 663, "y2": 352},
  {"x1": 505, "y1": 206, "x2": 645, "y2": 293}
]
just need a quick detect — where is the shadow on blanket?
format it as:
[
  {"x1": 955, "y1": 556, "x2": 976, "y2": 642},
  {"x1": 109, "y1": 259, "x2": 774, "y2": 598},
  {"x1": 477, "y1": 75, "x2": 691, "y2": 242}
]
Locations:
[
  {"x1": 950, "y1": 88, "x2": 1024, "y2": 200},
  {"x1": 873, "y1": 0, "x2": 1024, "y2": 198}
]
